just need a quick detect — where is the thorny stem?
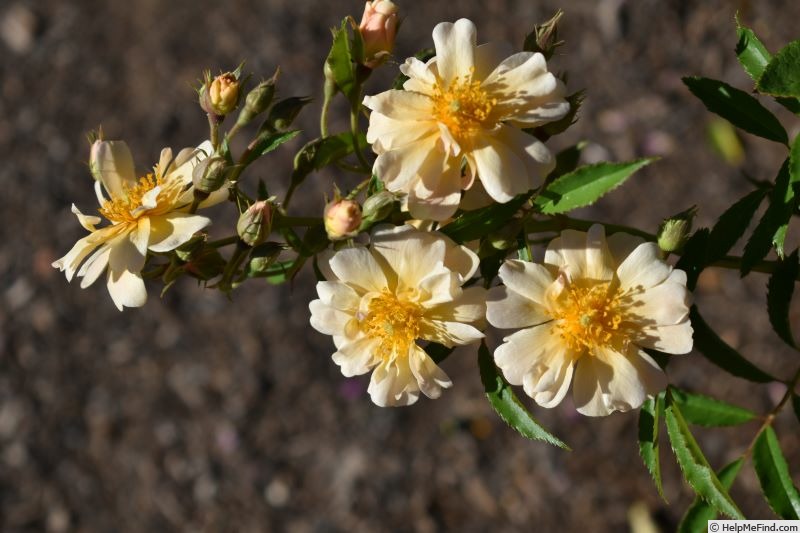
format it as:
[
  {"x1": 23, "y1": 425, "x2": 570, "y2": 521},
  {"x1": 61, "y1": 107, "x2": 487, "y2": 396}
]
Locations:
[{"x1": 743, "y1": 366, "x2": 800, "y2": 458}]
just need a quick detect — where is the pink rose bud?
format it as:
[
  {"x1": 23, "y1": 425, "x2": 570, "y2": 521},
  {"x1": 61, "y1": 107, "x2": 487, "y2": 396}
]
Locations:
[
  {"x1": 324, "y1": 199, "x2": 362, "y2": 240},
  {"x1": 358, "y1": 0, "x2": 399, "y2": 69}
]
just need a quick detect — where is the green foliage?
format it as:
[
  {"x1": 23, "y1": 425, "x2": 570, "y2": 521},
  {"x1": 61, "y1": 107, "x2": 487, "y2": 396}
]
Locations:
[
  {"x1": 742, "y1": 159, "x2": 794, "y2": 273},
  {"x1": 675, "y1": 229, "x2": 710, "y2": 291},
  {"x1": 664, "y1": 392, "x2": 744, "y2": 519},
  {"x1": 678, "y1": 459, "x2": 744, "y2": 533},
  {"x1": 793, "y1": 394, "x2": 800, "y2": 423},
  {"x1": 683, "y1": 76, "x2": 788, "y2": 145},
  {"x1": 707, "y1": 188, "x2": 768, "y2": 264},
  {"x1": 477, "y1": 342, "x2": 569, "y2": 449},
  {"x1": 757, "y1": 41, "x2": 800, "y2": 99},
  {"x1": 638, "y1": 394, "x2": 666, "y2": 500},
  {"x1": 548, "y1": 142, "x2": 585, "y2": 181},
  {"x1": 326, "y1": 18, "x2": 361, "y2": 108},
  {"x1": 534, "y1": 91, "x2": 585, "y2": 140},
  {"x1": 767, "y1": 250, "x2": 799, "y2": 348},
  {"x1": 241, "y1": 130, "x2": 301, "y2": 166},
  {"x1": 669, "y1": 388, "x2": 756, "y2": 427},
  {"x1": 752, "y1": 427, "x2": 800, "y2": 519},
  {"x1": 735, "y1": 18, "x2": 771, "y2": 81},
  {"x1": 264, "y1": 96, "x2": 312, "y2": 131},
  {"x1": 293, "y1": 132, "x2": 368, "y2": 184},
  {"x1": 534, "y1": 158, "x2": 654, "y2": 214},
  {"x1": 441, "y1": 193, "x2": 531, "y2": 243},
  {"x1": 244, "y1": 242, "x2": 285, "y2": 278},
  {"x1": 425, "y1": 342, "x2": 454, "y2": 364},
  {"x1": 690, "y1": 306, "x2": 775, "y2": 383}
]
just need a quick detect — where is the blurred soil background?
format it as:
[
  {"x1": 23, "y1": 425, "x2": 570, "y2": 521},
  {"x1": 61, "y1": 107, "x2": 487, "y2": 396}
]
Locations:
[{"x1": 1, "y1": 0, "x2": 799, "y2": 531}]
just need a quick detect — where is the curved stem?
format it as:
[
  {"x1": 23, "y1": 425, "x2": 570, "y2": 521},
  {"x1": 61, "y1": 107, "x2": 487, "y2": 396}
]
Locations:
[
  {"x1": 350, "y1": 106, "x2": 372, "y2": 173},
  {"x1": 743, "y1": 365, "x2": 800, "y2": 458},
  {"x1": 207, "y1": 235, "x2": 239, "y2": 248},
  {"x1": 320, "y1": 94, "x2": 331, "y2": 138}
]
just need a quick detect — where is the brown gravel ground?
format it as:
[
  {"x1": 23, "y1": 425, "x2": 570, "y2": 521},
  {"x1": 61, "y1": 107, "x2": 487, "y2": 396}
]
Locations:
[{"x1": 1, "y1": 0, "x2": 799, "y2": 531}]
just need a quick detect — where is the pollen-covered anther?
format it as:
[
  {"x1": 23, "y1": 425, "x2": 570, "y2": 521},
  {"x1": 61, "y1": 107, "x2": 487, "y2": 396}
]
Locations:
[
  {"x1": 361, "y1": 290, "x2": 423, "y2": 360},
  {"x1": 553, "y1": 281, "x2": 626, "y2": 353},
  {"x1": 432, "y1": 68, "x2": 497, "y2": 141},
  {"x1": 99, "y1": 173, "x2": 165, "y2": 224}
]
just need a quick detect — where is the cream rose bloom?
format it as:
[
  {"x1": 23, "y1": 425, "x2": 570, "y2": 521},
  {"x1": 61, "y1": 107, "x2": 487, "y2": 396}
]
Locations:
[
  {"x1": 363, "y1": 18, "x2": 569, "y2": 221},
  {"x1": 53, "y1": 139, "x2": 225, "y2": 310},
  {"x1": 309, "y1": 224, "x2": 486, "y2": 406},
  {"x1": 486, "y1": 225, "x2": 693, "y2": 416}
]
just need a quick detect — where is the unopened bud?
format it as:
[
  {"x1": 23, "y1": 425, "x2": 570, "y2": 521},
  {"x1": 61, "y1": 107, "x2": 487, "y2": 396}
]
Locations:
[
  {"x1": 523, "y1": 9, "x2": 564, "y2": 60},
  {"x1": 192, "y1": 155, "x2": 228, "y2": 194},
  {"x1": 361, "y1": 191, "x2": 395, "y2": 225},
  {"x1": 324, "y1": 199, "x2": 362, "y2": 240},
  {"x1": 236, "y1": 69, "x2": 279, "y2": 128},
  {"x1": 359, "y1": 0, "x2": 399, "y2": 68},
  {"x1": 246, "y1": 242, "x2": 284, "y2": 277},
  {"x1": 237, "y1": 200, "x2": 273, "y2": 247},
  {"x1": 200, "y1": 72, "x2": 240, "y2": 117},
  {"x1": 657, "y1": 206, "x2": 697, "y2": 253}
]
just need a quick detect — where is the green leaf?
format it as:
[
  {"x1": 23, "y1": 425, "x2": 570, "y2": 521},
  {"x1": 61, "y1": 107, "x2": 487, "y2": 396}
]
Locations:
[
  {"x1": 669, "y1": 388, "x2": 756, "y2": 427},
  {"x1": 326, "y1": 18, "x2": 359, "y2": 108},
  {"x1": 477, "y1": 342, "x2": 569, "y2": 449},
  {"x1": 441, "y1": 193, "x2": 531, "y2": 243},
  {"x1": 752, "y1": 426, "x2": 800, "y2": 519},
  {"x1": 675, "y1": 229, "x2": 710, "y2": 292},
  {"x1": 735, "y1": 18, "x2": 771, "y2": 81},
  {"x1": 547, "y1": 142, "x2": 586, "y2": 181},
  {"x1": 534, "y1": 158, "x2": 654, "y2": 215},
  {"x1": 678, "y1": 459, "x2": 744, "y2": 533},
  {"x1": 742, "y1": 159, "x2": 794, "y2": 273},
  {"x1": 664, "y1": 393, "x2": 744, "y2": 519},
  {"x1": 425, "y1": 342, "x2": 454, "y2": 364},
  {"x1": 263, "y1": 96, "x2": 312, "y2": 132},
  {"x1": 516, "y1": 231, "x2": 533, "y2": 262},
  {"x1": 241, "y1": 130, "x2": 301, "y2": 166},
  {"x1": 683, "y1": 76, "x2": 788, "y2": 145},
  {"x1": 638, "y1": 393, "x2": 666, "y2": 500},
  {"x1": 690, "y1": 306, "x2": 775, "y2": 383},
  {"x1": 292, "y1": 132, "x2": 368, "y2": 183},
  {"x1": 767, "y1": 250, "x2": 799, "y2": 348},
  {"x1": 707, "y1": 188, "x2": 769, "y2": 264},
  {"x1": 757, "y1": 41, "x2": 800, "y2": 99}
]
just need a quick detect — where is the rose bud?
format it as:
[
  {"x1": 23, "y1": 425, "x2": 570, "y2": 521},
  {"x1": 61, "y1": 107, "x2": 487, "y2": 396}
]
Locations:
[
  {"x1": 358, "y1": 0, "x2": 399, "y2": 69},
  {"x1": 324, "y1": 198, "x2": 362, "y2": 240},
  {"x1": 237, "y1": 200, "x2": 273, "y2": 247},
  {"x1": 200, "y1": 72, "x2": 240, "y2": 117}
]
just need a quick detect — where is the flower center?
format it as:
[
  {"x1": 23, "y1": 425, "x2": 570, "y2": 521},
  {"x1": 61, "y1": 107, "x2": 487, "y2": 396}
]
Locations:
[
  {"x1": 99, "y1": 173, "x2": 164, "y2": 224},
  {"x1": 552, "y1": 280, "x2": 626, "y2": 353},
  {"x1": 362, "y1": 290, "x2": 422, "y2": 360},
  {"x1": 432, "y1": 69, "x2": 496, "y2": 142}
]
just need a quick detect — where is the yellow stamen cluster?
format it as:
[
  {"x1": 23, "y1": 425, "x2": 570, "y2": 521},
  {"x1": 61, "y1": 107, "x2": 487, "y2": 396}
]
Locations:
[
  {"x1": 432, "y1": 68, "x2": 496, "y2": 141},
  {"x1": 552, "y1": 281, "x2": 626, "y2": 353},
  {"x1": 362, "y1": 290, "x2": 423, "y2": 360},
  {"x1": 99, "y1": 173, "x2": 164, "y2": 224}
]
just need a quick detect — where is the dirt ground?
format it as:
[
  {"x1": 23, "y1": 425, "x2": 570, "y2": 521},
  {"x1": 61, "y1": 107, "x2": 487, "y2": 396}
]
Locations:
[{"x1": 1, "y1": 0, "x2": 799, "y2": 531}]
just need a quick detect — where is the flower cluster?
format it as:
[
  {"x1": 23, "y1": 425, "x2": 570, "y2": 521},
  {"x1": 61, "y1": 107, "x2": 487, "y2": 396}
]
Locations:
[{"x1": 53, "y1": 10, "x2": 692, "y2": 419}]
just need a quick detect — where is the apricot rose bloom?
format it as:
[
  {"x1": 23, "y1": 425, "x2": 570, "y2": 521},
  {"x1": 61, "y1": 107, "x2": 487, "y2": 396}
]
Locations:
[
  {"x1": 364, "y1": 18, "x2": 569, "y2": 220},
  {"x1": 486, "y1": 225, "x2": 693, "y2": 416},
  {"x1": 309, "y1": 224, "x2": 486, "y2": 406},
  {"x1": 52, "y1": 140, "x2": 225, "y2": 310}
]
